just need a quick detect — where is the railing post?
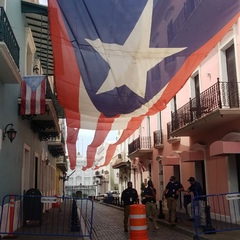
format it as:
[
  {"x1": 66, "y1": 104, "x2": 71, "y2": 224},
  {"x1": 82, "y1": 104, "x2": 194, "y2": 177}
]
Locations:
[
  {"x1": 216, "y1": 78, "x2": 222, "y2": 108},
  {"x1": 189, "y1": 98, "x2": 193, "y2": 121},
  {"x1": 0, "y1": 8, "x2": 3, "y2": 41}
]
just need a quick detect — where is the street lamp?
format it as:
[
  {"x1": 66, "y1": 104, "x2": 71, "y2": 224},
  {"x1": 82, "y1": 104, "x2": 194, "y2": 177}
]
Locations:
[{"x1": 3, "y1": 123, "x2": 17, "y2": 143}]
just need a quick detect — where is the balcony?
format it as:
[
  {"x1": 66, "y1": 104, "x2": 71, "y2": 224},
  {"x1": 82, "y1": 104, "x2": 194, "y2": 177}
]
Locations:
[
  {"x1": 153, "y1": 130, "x2": 164, "y2": 149},
  {"x1": 112, "y1": 153, "x2": 123, "y2": 164},
  {"x1": 18, "y1": 77, "x2": 65, "y2": 141},
  {"x1": 111, "y1": 153, "x2": 129, "y2": 169},
  {"x1": 0, "y1": 7, "x2": 21, "y2": 84},
  {"x1": 56, "y1": 155, "x2": 68, "y2": 172},
  {"x1": 128, "y1": 136, "x2": 152, "y2": 159},
  {"x1": 168, "y1": 79, "x2": 240, "y2": 137},
  {"x1": 48, "y1": 133, "x2": 65, "y2": 158}
]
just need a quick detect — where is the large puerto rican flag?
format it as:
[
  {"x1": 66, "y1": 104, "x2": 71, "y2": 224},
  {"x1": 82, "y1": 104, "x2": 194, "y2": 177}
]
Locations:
[{"x1": 48, "y1": 0, "x2": 240, "y2": 170}]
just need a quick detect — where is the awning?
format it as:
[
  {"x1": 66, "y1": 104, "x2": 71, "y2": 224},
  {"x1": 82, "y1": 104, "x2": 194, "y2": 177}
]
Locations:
[
  {"x1": 21, "y1": 1, "x2": 54, "y2": 75},
  {"x1": 210, "y1": 141, "x2": 240, "y2": 156},
  {"x1": 180, "y1": 150, "x2": 204, "y2": 162},
  {"x1": 162, "y1": 156, "x2": 179, "y2": 166}
]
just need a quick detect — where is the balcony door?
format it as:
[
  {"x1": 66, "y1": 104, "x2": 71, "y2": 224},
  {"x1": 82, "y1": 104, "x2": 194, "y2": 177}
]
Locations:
[
  {"x1": 193, "y1": 74, "x2": 201, "y2": 118},
  {"x1": 226, "y1": 44, "x2": 239, "y2": 108},
  {"x1": 228, "y1": 154, "x2": 240, "y2": 222},
  {"x1": 228, "y1": 154, "x2": 240, "y2": 192}
]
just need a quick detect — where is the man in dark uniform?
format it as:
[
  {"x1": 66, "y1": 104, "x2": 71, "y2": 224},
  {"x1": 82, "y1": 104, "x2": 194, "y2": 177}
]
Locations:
[
  {"x1": 162, "y1": 176, "x2": 184, "y2": 226},
  {"x1": 121, "y1": 181, "x2": 138, "y2": 232},
  {"x1": 187, "y1": 177, "x2": 206, "y2": 226},
  {"x1": 144, "y1": 180, "x2": 159, "y2": 230}
]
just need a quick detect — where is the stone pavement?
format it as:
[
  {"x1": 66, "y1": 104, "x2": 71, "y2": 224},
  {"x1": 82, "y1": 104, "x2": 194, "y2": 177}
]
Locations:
[{"x1": 91, "y1": 202, "x2": 192, "y2": 240}]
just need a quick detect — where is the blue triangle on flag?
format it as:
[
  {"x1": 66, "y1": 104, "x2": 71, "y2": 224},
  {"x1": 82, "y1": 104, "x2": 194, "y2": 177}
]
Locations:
[{"x1": 23, "y1": 75, "x2": 45, "y2": 92}]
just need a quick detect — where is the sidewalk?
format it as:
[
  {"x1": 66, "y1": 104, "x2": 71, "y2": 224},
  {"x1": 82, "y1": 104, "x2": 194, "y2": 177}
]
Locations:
[
  {"x1": 101, "y1": 201, "x2": 240, "y2": 240},
  {"x1": 157, "y1": 209, "x2": 240, "y2": 240}
]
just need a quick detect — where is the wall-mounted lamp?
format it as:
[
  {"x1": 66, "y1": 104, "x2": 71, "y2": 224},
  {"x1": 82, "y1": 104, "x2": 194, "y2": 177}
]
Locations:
[
  {"x1": 44, "y1": 157, "x2": 50, "y2": 166},
  {"x1": 59, "y1": 172, "x2": 68, "y2": 181},
  {"x1": 126, "y1": 160, "x2": 131, "y2": 168},
  {"x1": 33, "y1": 65, "x2": 39, "y2": 74},
  {"x1": 3, "y1": 124, "x2": 17, "y2": 143}
]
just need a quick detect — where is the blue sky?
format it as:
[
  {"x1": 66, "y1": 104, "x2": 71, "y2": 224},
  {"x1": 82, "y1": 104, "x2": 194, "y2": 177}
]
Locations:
[
  {"x1": 39, "y1": 0, "x2": 47, "y2": 5},
  {"x1": 77, "y1": 130, "x2": 118, "y2": 157}
]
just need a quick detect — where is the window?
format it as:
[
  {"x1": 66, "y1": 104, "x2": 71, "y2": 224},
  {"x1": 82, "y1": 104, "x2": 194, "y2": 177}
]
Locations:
[{"x1": 226, "y1": 44, "x2": 239, "y2": 108}]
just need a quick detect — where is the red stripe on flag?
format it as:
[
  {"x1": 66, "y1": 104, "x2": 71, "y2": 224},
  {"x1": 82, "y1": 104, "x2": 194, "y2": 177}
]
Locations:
[
  {"x1": 21, "y1": 82, "x2": 27, "y2": 115},
  {"x1": 48, "y1": 0, "x2": 80, "y2": 113},
  {"x1": 96, "y1": 116, "x2": 144, "y2": 169},
  {"x1": 66, "y1": 126, "x2": 79, "y2": 170},
  {"x1": 30, "y1": 90, "x2": 36, "y2": 115},
  {"x1": 82, "y1": 113, "x2": 116, "y2": 170}
]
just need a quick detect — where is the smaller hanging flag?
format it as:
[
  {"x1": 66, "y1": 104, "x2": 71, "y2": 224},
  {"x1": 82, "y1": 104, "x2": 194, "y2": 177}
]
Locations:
[{"x1": 21, "y1": 75, "x2": 46, "y2": 115}]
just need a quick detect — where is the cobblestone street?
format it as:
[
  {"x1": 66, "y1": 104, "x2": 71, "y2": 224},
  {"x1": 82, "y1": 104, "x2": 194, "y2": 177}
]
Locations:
[{"x1": 91, "y1": 202, "x2": 192, "y2": 240}]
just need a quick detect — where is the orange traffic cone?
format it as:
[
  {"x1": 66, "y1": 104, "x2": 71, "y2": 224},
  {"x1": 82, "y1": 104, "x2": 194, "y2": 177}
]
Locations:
[{"x1": 129, "y1": 204, "x2": 148, "y2": 240}]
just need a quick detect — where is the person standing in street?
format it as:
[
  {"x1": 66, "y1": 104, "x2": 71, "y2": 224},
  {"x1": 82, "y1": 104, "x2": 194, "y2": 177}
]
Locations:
[
  {"x1": 162, "y1": 176, "x2": 184, "y2": 226},
  {"x1": 121, "y1": 181, "x2": 138, "y2": 232},
  {"x1": 187, "y1": 177, "x2": 206, "y2": 226},
  {"x1": 144, "y1": 180, "x2": 159, "y2": 230}
]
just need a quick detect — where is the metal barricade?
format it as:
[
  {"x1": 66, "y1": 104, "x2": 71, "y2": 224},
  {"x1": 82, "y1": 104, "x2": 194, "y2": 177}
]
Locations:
[
  {"x1": 0, "y1": 194, "x2": 94, "y2": 239},
  {"x1": 192, "y1": 192, "x2": 240, "y2": 240}
]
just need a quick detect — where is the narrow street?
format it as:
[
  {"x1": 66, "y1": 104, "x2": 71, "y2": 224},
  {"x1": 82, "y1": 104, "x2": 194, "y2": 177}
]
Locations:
[{"x1": 91, "y1": 202, "x2": 192, "y2": 240}]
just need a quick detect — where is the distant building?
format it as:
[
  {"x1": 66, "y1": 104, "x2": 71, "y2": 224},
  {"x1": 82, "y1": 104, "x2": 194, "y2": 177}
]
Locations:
[{"x1": 65, "y1": 152, "x2": 96, "y2": 197}]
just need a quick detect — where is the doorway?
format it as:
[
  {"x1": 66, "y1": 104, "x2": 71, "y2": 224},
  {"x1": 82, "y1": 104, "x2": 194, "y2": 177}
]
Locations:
[
  {"x1": 195, "y1": 161, "x2": 206, "y2": 194},
  {"x1": 228, "y1": 154, "x2": 240, "y2": 222},
  {"x1": 228, "y1": 154, "x2": 240, "y2": 192}
]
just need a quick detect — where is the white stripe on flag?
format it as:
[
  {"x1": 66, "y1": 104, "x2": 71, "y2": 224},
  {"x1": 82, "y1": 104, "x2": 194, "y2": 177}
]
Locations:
[{"x1": 25, "y1": 85, "x2": 32, "y2": 115}]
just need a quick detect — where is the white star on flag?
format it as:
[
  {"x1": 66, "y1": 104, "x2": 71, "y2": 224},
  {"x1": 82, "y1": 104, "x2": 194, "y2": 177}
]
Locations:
[{"x1": 86, "y1": 0, "x2": 185, "y2": 98}]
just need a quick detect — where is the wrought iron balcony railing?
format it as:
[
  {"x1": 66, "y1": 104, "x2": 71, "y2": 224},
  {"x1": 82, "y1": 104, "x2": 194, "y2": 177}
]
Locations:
[
  {"x1": 169, "y1": 79, "x2": 240, "y2": 134},
  {"x1": 46, "y1": 78, "x2": 65, "y2": 118},
  {"x1": 48, "y1": 132, "x2": 65, "y2": 144},
  {"x1": 0, "y1": 7, "x2": 19, "y2": 67},
  {"x1": 128, "y1": 136, "x2": 151, "y2": 155}
]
